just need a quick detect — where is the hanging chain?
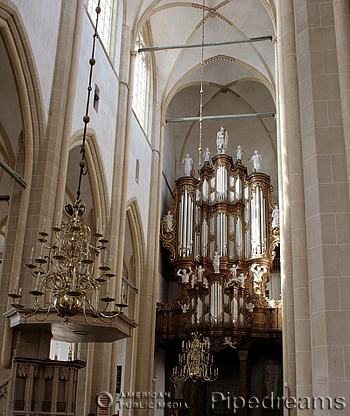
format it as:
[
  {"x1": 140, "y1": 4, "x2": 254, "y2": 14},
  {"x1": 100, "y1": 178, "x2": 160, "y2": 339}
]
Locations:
[
  {"x1": 198, "y1": 0, "x2": 205, "y2": 169},
  {"x1": 76, "y1": 0, "x2": 101, "y2": 203}
]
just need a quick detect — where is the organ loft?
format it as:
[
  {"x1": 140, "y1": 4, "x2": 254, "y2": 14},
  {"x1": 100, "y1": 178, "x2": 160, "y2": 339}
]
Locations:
[{"x1": 158, "y1": 127, "x2": 282, "y2": 416}]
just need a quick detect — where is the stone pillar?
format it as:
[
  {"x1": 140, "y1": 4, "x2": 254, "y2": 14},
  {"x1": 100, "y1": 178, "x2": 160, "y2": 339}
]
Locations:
[
  {"x1": 281, "y1": 0, "x2": 313, "y2": 412},
  {"x1": 0, "y1": 0, "x2": 79, "y2": 367},
  {"x1": 54, "y1": 0, "x2": 84, "y2": 221},
  {"x1": 109, "y1": 24, "x2": 133, "y2": 297},
  {"x1": 276, "y1": 1, "x2": 297, "y2": 413},
  {"x1": 293, "y1": 0, "x2": 350, "y2": 406},
  {"x1": 134, "y1": 116, "x2": 163, "y2": 416},
  {"x1": 25, "y1": 0, "x2": 79, "y2": 245},
  {"x1": 333, "y1": 0, "x2": 350, "y2": 205},
  {"x1": 89, "y1": 23, "x2": 136, "y2": 409},
  {"x1": 238, "y1": 349, "x2": 249, "y2": 416},
  {"x1": 107, "y1": 24, "x2": 134, "y2": 403}
]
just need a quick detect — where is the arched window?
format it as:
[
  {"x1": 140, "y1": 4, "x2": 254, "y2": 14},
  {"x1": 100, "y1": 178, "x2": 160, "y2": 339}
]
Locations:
[
  {"x1": 85, "y1": 0, "x2": 116, "y2": 55},
  {"x1": 132, "y1": 33, "x2": 149, "y2": 131}
]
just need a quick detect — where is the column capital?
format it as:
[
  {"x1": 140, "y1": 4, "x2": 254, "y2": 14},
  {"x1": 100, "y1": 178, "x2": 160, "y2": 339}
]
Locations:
[{"x1": 237, "y1": 348, "x2": 249, "y2": 361}]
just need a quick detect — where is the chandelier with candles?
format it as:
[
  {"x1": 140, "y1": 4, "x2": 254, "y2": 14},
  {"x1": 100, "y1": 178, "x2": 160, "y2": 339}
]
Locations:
[
  {"x1": 173, "y1": 334, "x2": 218, "y2": 382},
  {"x1": 7, "y1": 2, "x2": 127, "y2": 323}
]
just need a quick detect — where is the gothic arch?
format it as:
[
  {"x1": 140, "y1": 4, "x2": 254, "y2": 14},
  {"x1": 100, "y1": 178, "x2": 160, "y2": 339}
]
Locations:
[
  {"x1": 120, "y1": 198, "x2": 145, "y2": 397},
  {"x1": 0, "y1": 1, "x2": 46, "y2": 369},
  {"x1": 125, "y1": 197, "x2": 146, "y2": 288},
  {"x1": 70, "y1": 129, "x2": 110, "y2": 229}
]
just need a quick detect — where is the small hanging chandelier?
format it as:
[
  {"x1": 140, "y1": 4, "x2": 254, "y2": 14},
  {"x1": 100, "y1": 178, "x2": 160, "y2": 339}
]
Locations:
[
  {"x1": 7, "y1": 2, "x2": 127, "y2": 323},
  {"x1": 172, "y1": 333, "x2": 218, "y2": 382}
]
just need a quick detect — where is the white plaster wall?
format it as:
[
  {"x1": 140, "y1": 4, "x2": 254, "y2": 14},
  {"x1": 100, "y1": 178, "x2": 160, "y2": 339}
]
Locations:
[
  {"x1": 71, "y1": 12, "x2": 119, "y2": 197},
  {"x1": 11, "y1": 0, "x2": 61, "y2": 123},
  {"x1": 157, "y1": 272, "x2": 167, "y2": 304},
  {"x1": 113, "y1": 0, "x2": 123, "y2": 75},
  {"x1": 126, "y1": 114, "x2": 152, "y2": 240},
  {"x1": 161, "y1": 109, "x2": 176, "y2": 215}
]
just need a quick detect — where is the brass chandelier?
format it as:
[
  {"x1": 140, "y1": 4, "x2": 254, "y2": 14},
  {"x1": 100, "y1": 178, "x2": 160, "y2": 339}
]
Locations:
[
  {"x1": 173, "y1": 334, "x2": 218, "y2": 383},
  {"x1": 8, "y1": 2, "x2": 127, "y2": 323}
]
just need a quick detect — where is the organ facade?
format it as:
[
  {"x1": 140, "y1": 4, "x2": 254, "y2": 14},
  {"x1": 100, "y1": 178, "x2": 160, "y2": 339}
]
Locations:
[{"x1": 157, "y1": 133, "x2": 282, "y2": 415}]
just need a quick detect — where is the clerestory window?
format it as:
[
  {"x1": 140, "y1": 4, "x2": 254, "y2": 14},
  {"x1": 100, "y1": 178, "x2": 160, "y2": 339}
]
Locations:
[
  {"x1": 85, "y1": 0, "x2": 115, "y2": 54},
  {"x1": 132, "y1": 33, "x2": 149, "y2": 131}
]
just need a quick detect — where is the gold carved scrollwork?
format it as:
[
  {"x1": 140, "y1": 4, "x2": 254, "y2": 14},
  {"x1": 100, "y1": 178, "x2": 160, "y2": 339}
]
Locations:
[
  {"x1": 248, "y1": 293, "x2": 269, "y2": 308},
  {"x1": 160, "y1": 204, "x2": 177, "y2": 262},
  {"x1": 178, "y1": 185, "x2": 196, "y2": 200},
  {"x1": 250, "y1": 181, "x2": 268, "y2": 194},
  {"x1": 269, "y1": 228, "x2": 280, "y2": 262}
]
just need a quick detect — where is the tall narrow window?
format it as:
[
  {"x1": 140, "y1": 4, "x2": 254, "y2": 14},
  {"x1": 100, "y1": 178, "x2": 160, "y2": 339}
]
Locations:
[
  {"x1": 85, "y1": 0, "x2": 113, "y2": 52},
  {"x1": 135, "y1": 159, "x2": 140, "y2": 184},
  {"x1": 132, "y1": 33, "x2": 149, "y2": 130},
  {"x1": 116, "y1": 365, "x2": 122, "y2": 394}
]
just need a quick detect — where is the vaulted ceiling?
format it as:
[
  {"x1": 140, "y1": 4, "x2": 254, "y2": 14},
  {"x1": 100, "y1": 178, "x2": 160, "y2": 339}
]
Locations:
[{"x1": 132, "y1": 0, "x2": 278, "y2": 196}]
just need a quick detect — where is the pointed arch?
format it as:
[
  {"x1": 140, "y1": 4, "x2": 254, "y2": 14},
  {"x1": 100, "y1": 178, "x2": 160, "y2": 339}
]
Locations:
[
  {"x1": 70, "y1": 129, "x2": 110, "y2": 228},
  {"x1": 126, "y1": 197, "x2": 146, "y2": 285},
  {"x1": 121, "y1": 197, "x2": 145, "y2": 400},
  {"x1": 0, "y1": 0, "x2": 46, "y2": 369}
]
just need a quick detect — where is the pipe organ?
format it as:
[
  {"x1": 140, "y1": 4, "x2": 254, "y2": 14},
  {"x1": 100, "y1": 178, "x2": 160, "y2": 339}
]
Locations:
[{"x1": 158, "y1": 144, "x2": 281, "y2": 349}]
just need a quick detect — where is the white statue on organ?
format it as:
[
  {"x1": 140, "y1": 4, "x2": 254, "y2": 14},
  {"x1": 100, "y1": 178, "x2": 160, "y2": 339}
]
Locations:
[
  {"x1": 213, "y1": 251, "x2": 220, "y2": 273},
  {"x1": 236, "y1": 273, "x2": 246, "y2": 288},
  {"x1": 236, "y1": 144, "x2": 243, "y2": 161},
  {"x1": 216, "y1": 126, "x2": 229, "y2": 154},
  {"x1": 177, "y1": 267, "x2": 193, "y2": 284},
  {"x1": 250, "y1": 150, "x2": 262, "y2": 172},
  {"x1": 197, "y1": 265, "x2": 205, "y2": 282},
  {"x1": 230, "y1": 264, "x2": 237, "y2": 279},
  {"x1": 182, "y1": 153, "x2": 193, "y2": 176},
  {"x1": 272, "y1": 205, "x2": 279, "y2": 228},
  {"x1": 165, "y1": 210, "x2": 173, "y2": 232},
  {"x1": 203, "y1": 148, "x2": 210, "y2": 163},
  {"x1": 250, "y1": 263, "x2": 267, "y2": 294}
]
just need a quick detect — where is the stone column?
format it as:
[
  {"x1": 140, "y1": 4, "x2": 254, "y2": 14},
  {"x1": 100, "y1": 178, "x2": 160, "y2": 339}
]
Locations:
[
  {"x1": 0, "y1": 0, "x2": 79, "y2": 366},
  {"x1": 237, "y1": 349, "x2": 249, "y2": 416},
  {"x1": 281, "y1": 0, "x2": 313, "y2": 412},
  {"x1": 134, "y1": 115, "x2": 163, "y2": 416},
  {"x1": 293, "y1": 0, "x2": 350, "y2": 405},
  {"x1": 276, "y1": 1, "x2": 297, "y2": 412},
  {"x1": 109, "y1": 24, "x2": 132, "y2": 297},
  {"x1": 88, "y1": 24, "x2": 135, "y2": 412},
  {"x1": 54, "y1": 0, "x2": 84, "y2": 221},
  {"x1": 107, "y1": 24, "x2": 135, "y2": 402},
  {"x1": 333, "y1": 0, "x2": 350, "y2": 205},
  {"x1": 26, "y1": 0, "x2": 79, "y2": 242}
]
